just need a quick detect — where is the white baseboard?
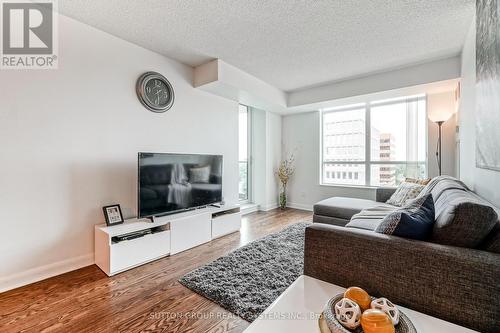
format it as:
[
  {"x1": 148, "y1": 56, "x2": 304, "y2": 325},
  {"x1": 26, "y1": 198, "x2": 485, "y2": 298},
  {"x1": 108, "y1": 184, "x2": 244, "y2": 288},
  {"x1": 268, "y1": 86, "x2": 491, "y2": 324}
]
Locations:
[
  {"x1": 287, "y1": 202, "x2": 313, "y2": 211},
  {"x1": 241, "y1": 203, "x2": 259, "y2": 215},
  {"x1": 0, "y1": 253, "x2": 94, "y2": 293},
  {"x1": 259, "y1": 203, "x2": 278, "y2": 211}
]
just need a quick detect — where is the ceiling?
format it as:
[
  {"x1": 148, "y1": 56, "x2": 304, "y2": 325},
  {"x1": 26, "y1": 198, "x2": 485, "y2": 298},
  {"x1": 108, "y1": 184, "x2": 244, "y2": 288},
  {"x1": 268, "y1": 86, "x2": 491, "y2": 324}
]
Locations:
[{"x1": 59, "y1": 0, "x2": 474, "y2": 92}]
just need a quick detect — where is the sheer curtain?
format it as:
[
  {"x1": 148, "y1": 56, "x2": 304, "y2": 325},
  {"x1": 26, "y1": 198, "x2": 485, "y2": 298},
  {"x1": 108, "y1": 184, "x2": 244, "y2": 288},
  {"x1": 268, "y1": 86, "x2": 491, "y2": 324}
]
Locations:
[{"x1": 405, "y1": 97, "x2": 427, "y2": 179}]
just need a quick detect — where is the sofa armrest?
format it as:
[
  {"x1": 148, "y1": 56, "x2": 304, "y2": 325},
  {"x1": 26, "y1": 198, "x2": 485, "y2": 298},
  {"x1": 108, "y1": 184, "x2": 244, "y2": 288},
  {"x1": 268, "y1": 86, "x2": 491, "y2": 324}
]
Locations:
[
  {"x1": 304, "y1": 224, "x2": 500, "y2": 333},
  {"x1": 375, "y1": 186, "x2": 396, "y2": 202}
]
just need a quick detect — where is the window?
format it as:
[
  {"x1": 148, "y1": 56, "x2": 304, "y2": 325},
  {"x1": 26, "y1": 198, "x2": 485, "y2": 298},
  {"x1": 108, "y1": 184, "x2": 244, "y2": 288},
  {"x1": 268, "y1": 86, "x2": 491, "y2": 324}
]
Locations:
[
  {"x1": 321, "y1": 95, "x2": 427, "y2": 186},
  {"x1": 239, "y1": 105, "x2": 251, "y2": 201}
]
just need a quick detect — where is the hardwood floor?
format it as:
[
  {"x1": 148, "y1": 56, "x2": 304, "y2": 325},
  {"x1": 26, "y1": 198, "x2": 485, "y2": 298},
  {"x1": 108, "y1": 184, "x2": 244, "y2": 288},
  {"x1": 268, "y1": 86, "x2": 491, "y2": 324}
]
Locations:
[{"x1": 0, "y1": 209, "x2": 312, "y2": 333}]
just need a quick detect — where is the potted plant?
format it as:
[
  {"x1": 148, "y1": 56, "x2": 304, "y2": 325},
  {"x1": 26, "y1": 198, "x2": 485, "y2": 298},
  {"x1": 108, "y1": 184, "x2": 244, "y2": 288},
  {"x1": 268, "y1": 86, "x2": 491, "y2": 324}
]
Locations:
[{"x1": 276, "y1": 153, "x2": 295, "y2": 209}]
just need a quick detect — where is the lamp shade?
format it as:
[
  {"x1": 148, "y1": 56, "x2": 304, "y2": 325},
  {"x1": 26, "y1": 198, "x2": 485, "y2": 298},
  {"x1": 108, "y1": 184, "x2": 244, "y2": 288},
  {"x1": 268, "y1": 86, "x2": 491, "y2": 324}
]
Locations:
[{"x1": 428, "y1": 108, "x2": 454, "y2": 123}]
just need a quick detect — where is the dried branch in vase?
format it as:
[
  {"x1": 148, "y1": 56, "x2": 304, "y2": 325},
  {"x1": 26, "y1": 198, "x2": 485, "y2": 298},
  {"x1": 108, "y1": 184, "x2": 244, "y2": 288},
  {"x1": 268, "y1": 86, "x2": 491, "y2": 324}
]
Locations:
[
  {"x1": 276, "y1": 153, "x2": 296, "y2": 209},
  {"x1": 276, "y1": 153, "x2": 295, "y2": 187}
]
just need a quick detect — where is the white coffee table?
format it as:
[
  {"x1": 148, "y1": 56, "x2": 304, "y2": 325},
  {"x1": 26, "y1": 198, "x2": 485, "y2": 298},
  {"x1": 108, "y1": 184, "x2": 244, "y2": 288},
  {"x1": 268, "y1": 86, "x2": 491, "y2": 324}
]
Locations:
[{"x1": 243, "y1": 275, "x2": 478, "y2": 333}]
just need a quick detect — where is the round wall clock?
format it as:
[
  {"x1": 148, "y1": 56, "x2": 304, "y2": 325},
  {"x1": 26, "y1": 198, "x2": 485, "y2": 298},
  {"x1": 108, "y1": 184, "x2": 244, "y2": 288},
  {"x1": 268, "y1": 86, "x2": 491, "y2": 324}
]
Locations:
[{"x1": 136, "y1": 72, "x2": 175, "y2": 113}]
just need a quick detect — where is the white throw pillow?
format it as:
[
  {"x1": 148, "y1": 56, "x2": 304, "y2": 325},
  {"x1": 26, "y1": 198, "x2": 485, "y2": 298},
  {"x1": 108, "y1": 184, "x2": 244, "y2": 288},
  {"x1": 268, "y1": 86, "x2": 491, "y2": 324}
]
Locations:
[
  {"x1": 386, "y1": 182, "x2": 425, "y2": 207},
  {"x1": 189, "y1": 166, "x2": 211, "y2": 183}
]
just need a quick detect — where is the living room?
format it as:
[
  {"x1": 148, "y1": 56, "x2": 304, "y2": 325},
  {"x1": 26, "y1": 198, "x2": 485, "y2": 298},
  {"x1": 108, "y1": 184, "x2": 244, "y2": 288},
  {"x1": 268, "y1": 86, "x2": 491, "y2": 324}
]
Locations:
[{"x1": 0, "y1": 1, "x2": 498, "y2": 333}]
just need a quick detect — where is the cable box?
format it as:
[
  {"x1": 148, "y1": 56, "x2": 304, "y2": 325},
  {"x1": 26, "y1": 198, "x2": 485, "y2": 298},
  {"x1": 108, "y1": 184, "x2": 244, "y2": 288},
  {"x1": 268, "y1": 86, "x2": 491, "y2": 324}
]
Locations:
[{"x1": 112, "y1": 229, "x2": 152, "y2": 243}]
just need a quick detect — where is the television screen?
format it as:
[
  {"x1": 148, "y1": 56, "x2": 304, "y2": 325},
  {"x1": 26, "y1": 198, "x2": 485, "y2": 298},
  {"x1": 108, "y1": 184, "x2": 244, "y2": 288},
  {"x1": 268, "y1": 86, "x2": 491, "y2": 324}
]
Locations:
[{"x1": 138, "y1": 152, "x2": 223, "y2": 218}]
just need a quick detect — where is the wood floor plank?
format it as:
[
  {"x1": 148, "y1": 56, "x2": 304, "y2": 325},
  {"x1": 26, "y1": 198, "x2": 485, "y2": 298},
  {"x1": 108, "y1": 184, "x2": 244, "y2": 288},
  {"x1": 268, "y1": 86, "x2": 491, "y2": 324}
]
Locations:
[{"x1": 0, "y1": 209, "x2": 312, "y2": 333}]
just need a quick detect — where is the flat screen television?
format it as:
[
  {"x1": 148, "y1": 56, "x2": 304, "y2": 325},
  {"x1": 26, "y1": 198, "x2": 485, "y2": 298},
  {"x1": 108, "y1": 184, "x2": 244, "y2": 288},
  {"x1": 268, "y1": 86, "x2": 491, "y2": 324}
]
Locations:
[{"x1": 138, "y1": 152, "x2": 223, "y2": 218}]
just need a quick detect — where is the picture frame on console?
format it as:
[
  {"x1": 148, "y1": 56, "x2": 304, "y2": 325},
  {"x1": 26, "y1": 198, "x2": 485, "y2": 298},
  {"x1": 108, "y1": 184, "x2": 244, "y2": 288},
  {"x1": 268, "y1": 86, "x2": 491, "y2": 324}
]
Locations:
[{"x1": 103, "y1": 204, "x2": 124, "y2": 226}]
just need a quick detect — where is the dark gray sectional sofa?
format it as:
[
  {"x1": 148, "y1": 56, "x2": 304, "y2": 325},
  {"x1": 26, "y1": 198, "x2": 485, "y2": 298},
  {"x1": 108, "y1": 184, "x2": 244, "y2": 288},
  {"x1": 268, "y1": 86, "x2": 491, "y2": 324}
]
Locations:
[{"x1": 305, "y1": 176, "x2": 500, "y2": 333}]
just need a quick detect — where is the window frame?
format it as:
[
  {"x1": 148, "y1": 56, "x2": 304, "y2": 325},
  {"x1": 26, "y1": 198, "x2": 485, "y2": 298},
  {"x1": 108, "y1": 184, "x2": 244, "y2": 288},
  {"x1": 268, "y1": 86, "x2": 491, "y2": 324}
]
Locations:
[
  {"x1": 319, "y1": 95, "x2": 428, "y2": 188},
  {"x1": 238, "y1": 104, "x2": 252, "y2": 203}
]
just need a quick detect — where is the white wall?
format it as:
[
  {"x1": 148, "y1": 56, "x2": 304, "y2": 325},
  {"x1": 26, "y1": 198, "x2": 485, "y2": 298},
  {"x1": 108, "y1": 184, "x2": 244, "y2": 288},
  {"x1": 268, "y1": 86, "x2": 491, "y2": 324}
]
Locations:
[
  {"x1": 251, "y1": 108, "x2": 281, "y2": 210},
  {"x1": 0, "y1": 15, "x2": 239, "y2": 291},
  {"x1": 459, "y1": 18, "x2": 500, "y2": 207}
]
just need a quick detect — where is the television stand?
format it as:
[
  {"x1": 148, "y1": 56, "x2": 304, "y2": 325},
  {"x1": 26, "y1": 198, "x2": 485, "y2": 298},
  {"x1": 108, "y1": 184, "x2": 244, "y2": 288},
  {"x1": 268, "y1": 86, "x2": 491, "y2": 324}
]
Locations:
[{"x1": 95, "y1": 204, "x2": 241, "y2": 276}]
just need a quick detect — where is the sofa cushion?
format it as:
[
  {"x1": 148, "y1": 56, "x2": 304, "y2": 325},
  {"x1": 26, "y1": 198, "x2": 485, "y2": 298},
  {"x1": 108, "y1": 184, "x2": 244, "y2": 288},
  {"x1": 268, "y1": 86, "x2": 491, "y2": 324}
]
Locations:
[
  {"x1": 376, "y1": 194, "x2": 435, "y2": 240},
  {"x1": 314, "y1": 197, "x2": 392, "y2": 221},
  {"x1": 375, "y1": 187, "x2": 397, "y2": 203},
  {"x1": 140, "y1": 187, "x2": 158, "y2": 200},
  {"x1": 417, "y1": 175, "x2": 469, "y2": 203},
  {"x1": 416, "y1": 176, "x2": 498, "y2": 248},
  {"x1": 431, "y1": 200, "x2": 498, "y2": 248},
  {"x1": 140, "y1": 164, "x2": 173, "y2": 185},
  {"x1": 480, "y1": 223, "x2": 500, "y2": 254},
  {"x1": 313, "y1": 214, "x2": 350, "y2": 227}
]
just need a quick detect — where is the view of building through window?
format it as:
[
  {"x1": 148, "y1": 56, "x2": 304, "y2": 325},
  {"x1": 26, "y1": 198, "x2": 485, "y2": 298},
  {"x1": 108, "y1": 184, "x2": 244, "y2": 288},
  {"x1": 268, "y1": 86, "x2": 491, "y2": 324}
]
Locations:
[
  {"x1": 321, "y1": 96, "x2": 427, "y2": 186},
  {"x1": 322, "y1": 107, "x2": 366, "y2": 186}
]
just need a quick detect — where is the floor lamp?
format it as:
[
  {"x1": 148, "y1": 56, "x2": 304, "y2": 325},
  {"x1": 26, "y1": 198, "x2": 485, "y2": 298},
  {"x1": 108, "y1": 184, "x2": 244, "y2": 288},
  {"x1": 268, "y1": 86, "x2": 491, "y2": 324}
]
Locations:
[{"x1": 435, "y1": 120, "x2": 445, "y2": 176}]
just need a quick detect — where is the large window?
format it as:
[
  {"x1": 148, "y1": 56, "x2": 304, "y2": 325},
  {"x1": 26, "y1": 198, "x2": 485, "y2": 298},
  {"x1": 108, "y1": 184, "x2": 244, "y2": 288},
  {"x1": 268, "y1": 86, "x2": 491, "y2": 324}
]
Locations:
[
  {"x1": 239, "y1": 105, "x2": 251, "y2": 201},
  {"x1": 321, "y1": 95, "x2": 427, "y2": 187}
]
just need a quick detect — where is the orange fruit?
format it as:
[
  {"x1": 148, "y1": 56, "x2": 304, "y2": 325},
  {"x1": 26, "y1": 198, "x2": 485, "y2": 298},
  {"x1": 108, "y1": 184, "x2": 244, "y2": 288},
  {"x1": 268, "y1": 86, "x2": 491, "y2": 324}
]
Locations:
[
  {"x1": 361, "y1": 309, "x2": 395, "y2": 333},
  {"x1": 344, "y1": 286, "x2": 371, "y2": 311}
]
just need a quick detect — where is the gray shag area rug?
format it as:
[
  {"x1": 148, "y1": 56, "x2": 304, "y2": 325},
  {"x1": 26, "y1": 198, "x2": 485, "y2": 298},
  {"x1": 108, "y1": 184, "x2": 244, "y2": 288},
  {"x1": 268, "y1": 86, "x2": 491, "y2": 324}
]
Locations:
[{"x1": 178, "y1": 222, "x2": 308, "y2": 322}]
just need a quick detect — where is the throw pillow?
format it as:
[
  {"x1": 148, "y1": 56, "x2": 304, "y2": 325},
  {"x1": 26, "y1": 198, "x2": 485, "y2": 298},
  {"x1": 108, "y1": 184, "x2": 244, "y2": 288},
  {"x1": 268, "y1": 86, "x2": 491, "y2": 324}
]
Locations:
[
  {"x1": 376, "y1": 194, "x2": 435, "y2": 241},
  {"x1": 386, "y1": 182, "x2": 425, "y2": 206},
  {"x1": 189, "y1": 166, "x2": 211, "y2": 183},
  {"x1": 405, "y1": 177, "x2": 431, "y2": 185}
]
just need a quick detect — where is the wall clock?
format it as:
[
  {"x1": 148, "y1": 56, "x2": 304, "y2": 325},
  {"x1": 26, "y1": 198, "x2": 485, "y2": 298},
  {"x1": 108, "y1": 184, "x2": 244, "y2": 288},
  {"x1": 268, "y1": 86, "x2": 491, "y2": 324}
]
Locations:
[{"x1": 136, "y1": 72, "x2": 175, "y2": 113}]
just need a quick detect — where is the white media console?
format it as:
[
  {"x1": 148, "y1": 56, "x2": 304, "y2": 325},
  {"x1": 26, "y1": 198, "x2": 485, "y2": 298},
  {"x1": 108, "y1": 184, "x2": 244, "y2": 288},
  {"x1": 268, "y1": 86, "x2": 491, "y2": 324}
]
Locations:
[{"x1": 95, "y1": 204, "x2": 241, "y2": 276}]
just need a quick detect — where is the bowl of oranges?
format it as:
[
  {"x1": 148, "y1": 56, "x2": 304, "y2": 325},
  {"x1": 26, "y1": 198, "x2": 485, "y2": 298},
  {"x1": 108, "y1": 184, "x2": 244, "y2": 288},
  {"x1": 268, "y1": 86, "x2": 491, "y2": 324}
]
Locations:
[{"x1": 319, "y1": 287, "x2": 416, "y2": 333}]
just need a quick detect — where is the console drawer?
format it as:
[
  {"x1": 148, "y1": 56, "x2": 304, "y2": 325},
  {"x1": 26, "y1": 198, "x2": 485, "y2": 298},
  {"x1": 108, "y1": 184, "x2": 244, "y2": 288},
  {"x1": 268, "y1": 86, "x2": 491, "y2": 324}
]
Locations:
[
  {"x1": 170, "y1": 212, "x2": 211, "y2": 254},
  {"x1": 212, "y1": 212, "x2": 241, "y2": 239},
  {"x1": 110, "y1": 230, "x2": 170, "y2": 274}
]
